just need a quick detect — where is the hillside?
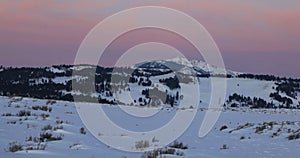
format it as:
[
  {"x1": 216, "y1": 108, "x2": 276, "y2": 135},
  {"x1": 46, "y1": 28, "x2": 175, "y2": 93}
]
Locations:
[
  {"x1": 1, "y1": 96, "x2": 300, "y2": 158},
  {"x1": 0, "y1": 58, "x2": 299, "y2": 109}
]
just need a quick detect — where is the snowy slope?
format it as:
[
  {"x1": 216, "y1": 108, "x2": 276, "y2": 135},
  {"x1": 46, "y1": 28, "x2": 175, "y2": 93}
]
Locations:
[{"x1": 1, "y1": 96, "x2": 300, "y2": 158}]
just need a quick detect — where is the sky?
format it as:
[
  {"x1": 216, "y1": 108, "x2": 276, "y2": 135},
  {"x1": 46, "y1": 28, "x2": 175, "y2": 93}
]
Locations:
[{"x1": 0, "y1": 0, "x2": 300, "y2": 78}]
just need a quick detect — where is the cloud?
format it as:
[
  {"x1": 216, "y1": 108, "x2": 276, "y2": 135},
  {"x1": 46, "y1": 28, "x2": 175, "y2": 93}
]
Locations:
[{"x1": 0, "y1": 0, "x2": 299, "y2": 76}]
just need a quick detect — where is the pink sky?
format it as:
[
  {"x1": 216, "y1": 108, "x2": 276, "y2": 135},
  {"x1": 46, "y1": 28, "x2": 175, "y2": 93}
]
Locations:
[{"x1": 0, "y1": 0, "x2": 300, "y2": 77}]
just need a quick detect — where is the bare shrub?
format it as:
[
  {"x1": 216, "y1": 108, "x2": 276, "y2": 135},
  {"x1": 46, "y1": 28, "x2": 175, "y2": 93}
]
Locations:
[
  {"x1": 220, "y1": 125, "x2": 228, "y2": 131},
  {"x1": 42, "y1": 124, "x2": 53, "y2": 131},
  {"x1": 7, "y1": 142, "x2": 23, "y2": 152},
  {"x1": 169, "y1": 140, "x2": 188, "y2": 149},
  {"x1": 135, "y1": 140, "x2": 150, "y2": 150},
  {"x1": 80, "y1": 127, "x2": 86, "y2": 135}
]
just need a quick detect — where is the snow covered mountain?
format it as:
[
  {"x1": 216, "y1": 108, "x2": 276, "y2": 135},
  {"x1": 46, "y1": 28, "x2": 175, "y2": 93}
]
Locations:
[
  {"x1": 0, "y1": 57, "x2": 299, "y2": 109},
  {"x1": 134, "y1": 57, "x2": 238, "y2": 76}
]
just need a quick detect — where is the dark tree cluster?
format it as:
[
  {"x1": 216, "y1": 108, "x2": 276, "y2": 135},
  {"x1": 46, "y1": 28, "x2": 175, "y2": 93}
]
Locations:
[
  {"x1": 238, "y1": 74, "x2": 279, "y2": 81},
  {"x1": 275, "y1": 81, "x2": 299, "y2": 99},
  {"x1": 227, "y1": 93, "x2": 275, "y2": 109},
  {"x1": 165, "y1": 94, "x2": 176, "y2": 107},
  {"x1": 141, "y1": 89, "x2": 150, "y2": 98},
  {"x1": 238, "y1": 73, "x2": 300, "y2": 82},
  {"x1": 140, "y1": 88, "x2": 180, "y2": 107},
  {"x1": 0, "y1": 66, "x2": 118, "y2": 104},
  {"x1": 129, "y1": 76, "x2": 138, "y2": 83},
  {"x1": 159, "y1": 77, "x2": 180, "y2": 89},
  {"x1": 138, "y1": 77, "x2": 152, "y2": 86},
  {"x1": 165, "y1": 91, "x2": 180, "y2": 107},
  {"x1": 269, "y1": 92, "x2": 293, "y2": 108},
  {"x1": 227, "y1": 92, "x2": 299, "y2": 109},
  {"x1": 98, "y1": 96, "x2": 115, "y2": 104},
  {"x1": 96, "y1": 82, "x2": 112, "y2": 94}
]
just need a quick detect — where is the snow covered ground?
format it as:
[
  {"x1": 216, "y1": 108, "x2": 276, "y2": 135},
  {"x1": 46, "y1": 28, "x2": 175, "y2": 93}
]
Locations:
[{"x1": 1, "y1": 95, "x2": 299, "y2": 158}]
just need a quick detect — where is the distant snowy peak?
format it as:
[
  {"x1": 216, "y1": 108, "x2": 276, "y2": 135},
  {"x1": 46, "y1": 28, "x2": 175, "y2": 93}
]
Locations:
[
  {"x1": 189, "y1": 59, "x2": 239, "y2": 76},
  {"x1": 44, "y1": 57, "x2": 239, "y2": 76},
  {"x1": 165, "y1": 57, "x2": 193, "y2": 67},
  {"x1": 136, "y1": 61, "x2": 170, "y2": 70},
  {"x1": 135, "y1": 57, "x2": 239, "y2": 76}
]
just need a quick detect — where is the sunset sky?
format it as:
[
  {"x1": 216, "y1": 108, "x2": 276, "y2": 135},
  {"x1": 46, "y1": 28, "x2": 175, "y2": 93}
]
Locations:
[{"x1": 1, "y1": 0, "x2": 300, "y2": 77}]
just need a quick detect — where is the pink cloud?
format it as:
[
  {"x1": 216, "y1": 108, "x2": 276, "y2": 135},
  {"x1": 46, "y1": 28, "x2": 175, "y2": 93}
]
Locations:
[{"x1": 0, "y1": 0, "x2": 299, "y2": 77}]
